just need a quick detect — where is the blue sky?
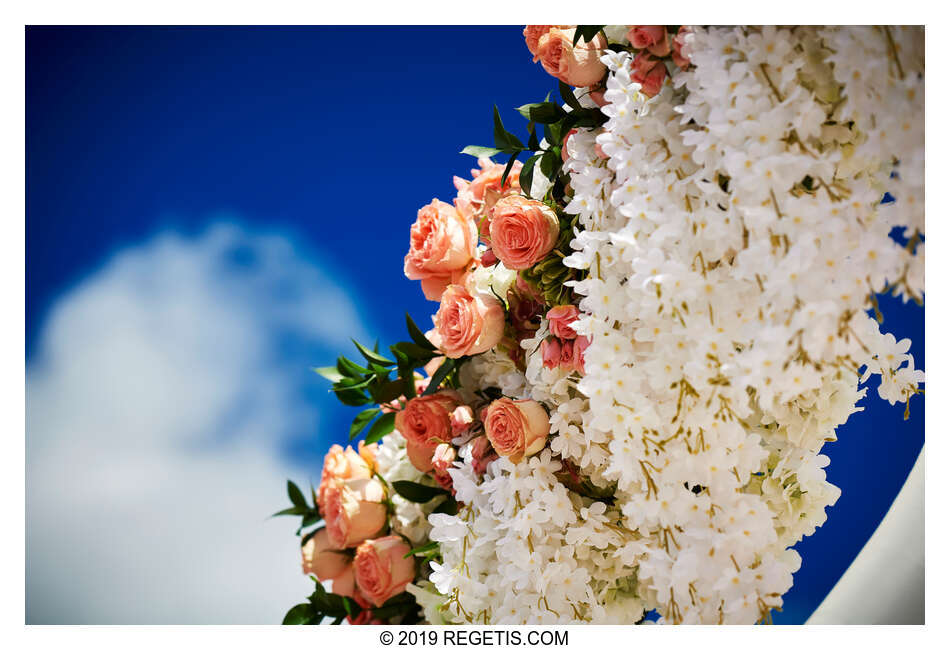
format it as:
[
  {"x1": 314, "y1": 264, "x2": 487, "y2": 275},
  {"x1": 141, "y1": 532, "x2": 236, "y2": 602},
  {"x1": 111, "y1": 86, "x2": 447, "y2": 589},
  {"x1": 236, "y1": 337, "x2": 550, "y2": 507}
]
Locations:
[{"x1": 25, "y1": 26, "x2": 924, "y2": 624}]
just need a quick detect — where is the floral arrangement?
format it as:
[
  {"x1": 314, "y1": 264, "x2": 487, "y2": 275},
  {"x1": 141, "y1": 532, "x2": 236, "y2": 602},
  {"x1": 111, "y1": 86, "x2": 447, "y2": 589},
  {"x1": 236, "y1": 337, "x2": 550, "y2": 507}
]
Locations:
[{"x1": 276, "y1": 25, "x2": 924, "y2": 625}]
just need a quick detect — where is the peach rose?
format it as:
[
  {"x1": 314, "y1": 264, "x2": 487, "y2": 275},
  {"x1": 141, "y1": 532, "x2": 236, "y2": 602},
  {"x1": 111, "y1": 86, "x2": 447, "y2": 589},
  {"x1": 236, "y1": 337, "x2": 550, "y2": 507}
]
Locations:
[
  {"x1": 323, "y1": 477, "x2": 388, "y2": 549},
  {"x1": 484, "y1": 398, "x2": 550, "y2": 463},
  {"x1": 524, "y1": 25, "x2": 555, "y2": 56},
  {"x1": 536, "y1": 27, "x2": 607, "y2": 87},
  {"x1": 431, "y1": 443, "x2": 457, "y2": 493},
  {"x1": 354, "y1": 536, "x2": 416, "y2": 607},
  {"x1": 317, "y1": 444, "x2": 374, "y2": 513},
  {"x1": 331, "y1": 563, "x2": 371, "y2": 609},
  {"x1": 454, "y1": 158, "x2": 522, "y2": 242},
  {"x1": 489, "y1": 196, "x2": 560, "y2": 270},
  {"x1": 301, "y1": 528, "x2": 349, "y2": 580},
  {"x1": 405, "y1": 199, "x2": 477, "y2": 301},
  {"x1": 547, "y1": 305, "x2": 581, "y2": 340},
  {"x1": 627, "y1": 26, "x2": 671, "y2": 57},
  {"x1": 395, "y1": 391, "x2": 465, "y2": 472},
  {"x1": 672, "y1": 26, "x2": 692, "y2": 69},
  {"x1": 432, "y1": 284, "x2": 505, "y2": 358}
]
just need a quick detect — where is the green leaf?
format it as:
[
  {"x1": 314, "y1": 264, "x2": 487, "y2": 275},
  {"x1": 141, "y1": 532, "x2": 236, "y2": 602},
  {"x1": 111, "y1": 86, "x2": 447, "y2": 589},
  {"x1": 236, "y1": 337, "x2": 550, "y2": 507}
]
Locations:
[
  {"x1": 353, "y1": 339, "x2": 395, "y2": 367},
  {"x1": 313, "y1": 366, "x2": 343, "y2": 383},
  {"x1": 432, "y1": 498, "x2": 459, "y2": 516},
  {"x1": 331, "y1": 375, "x2": 374, "y2": 392},
  {"x1": 559, "y1": 81, "x2": 582, "y2": 111},
  {"x1": 461, "y1": 145, "x2": 502, "y2": 158},
  {"x1": 540, "y1": 150, "x2": 558, "y2": 179},
  {"x1": 392, "y1": 341, "x2": 437, "y2": 361},
  {"x1": 350, "y1": 408, "x2": 381, "y2": 440},
  {"x1": 516, "y1": 102, "x2": 566, "y2": 124},
  {"x1": 573, "y1": 25, "x2": 605, "y2": 46},
  {"x1": 391, "y1": 480, "x2": 450, "y2": 503},
  {"x1": 271, "y1": 505, "x2": 308, "y2": 517},
  {"x1": 493, "y1": 105, "x2": 525, "y2": 153},
  {"x1": 370, "y1": 591, "x2": 418, "y2": 620},
  {"x1": 287, "y1": 480, "x2": 307, "y2": 508},
  {"x1": 422, "y1": 357, "x2": 456, "y2": 396},
  {"x1": 500, "y1": 152, "x2": 519, "y2": 189},
  {"x1": 527, "y1": 123, "x2": 540, "y2": 151},
  {"x1": 337, "y1": 356, "x2": 370, "y2": 377},
  {"x1": 520, "y1": 154, "x2": 540, "y2": 198},
  {"x1": 364, "y1": 411, "x2": 396, "y2": 444},
  {"x1": 371, "y1": 380, "x2": 405, "y2": 406},
  {"x1": 405, "y1": 313, "x2": 437, "y2": 350},
  {"x1": 282, "y1": 603, "x2": 315, "y2": 625},
  {"x1": 404, "y1": 541, "x2": 439, "y2": 558},
  {"x1": 335, "y1": 388, "x2": 373, "y2": 407}
]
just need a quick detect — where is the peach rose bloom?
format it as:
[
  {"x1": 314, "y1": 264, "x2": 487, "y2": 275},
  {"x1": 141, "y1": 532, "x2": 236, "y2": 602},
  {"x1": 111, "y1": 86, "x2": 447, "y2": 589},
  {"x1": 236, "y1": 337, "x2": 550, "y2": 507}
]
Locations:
[
  {"x1": 404, "y1": 198, "x2": 477, "y2": 302},
  {"x1": 301, "y1": 528, "x2": 348, "y2": 580},
  {"x1": 432, "y1": 284, "x2": 505, "y2": 358},
  {"x1": 317, "y1": 444, "x2": 374, "y2": 513},
  {"x1": 454, "y1": 158, "x2": 522, "y2": 242},
  {"x1": 627, "y1": 25, "x2": 671, "y2": 57},
  {"x1": 323, "y1": 477, "x2": 388, "y2": 549},
  {"x1": 395, "y1": 391, "x2": 465, "y2": 472},
  {"x1": 484, "y1": 398, "x2": 550, "y2": 463},
  {"x1": 523, "y1": 25, "x2": 555, "y2": 56},
  {"x1": 536, "y1": 27, "x2": 607, "y2": 87},
  {"x1": 547, "y1": 304, "x2": 581, "y2": 340},
  {"x1": 489, "y1": 196, "x2": 560, "y2": 270},
  {"x1": 541, "y1": 337, "x2": 561, "y2": 370},
  {"x1": 331, "y1": 563, "x2": 371, "y2": 609},
  {"x1": 354, "y1": 535, "x2": 416, "y2": 607},
  {"x1": 630, "y1": 51, "x2": 668, "y2": 98}
]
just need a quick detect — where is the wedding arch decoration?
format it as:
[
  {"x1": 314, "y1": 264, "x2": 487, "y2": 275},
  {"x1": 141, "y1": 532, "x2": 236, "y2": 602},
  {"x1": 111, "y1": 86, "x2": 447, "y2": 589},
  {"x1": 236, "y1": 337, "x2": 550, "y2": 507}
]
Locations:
[{"x1": 275, "y1": 25, "x2": 924, "y2": 625}]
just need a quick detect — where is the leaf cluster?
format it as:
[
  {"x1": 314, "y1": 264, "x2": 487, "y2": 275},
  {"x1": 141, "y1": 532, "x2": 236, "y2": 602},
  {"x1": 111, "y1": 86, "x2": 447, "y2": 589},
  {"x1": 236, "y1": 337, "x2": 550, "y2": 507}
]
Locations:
[
  {"x1": 272, "y1": 480, "x2": 323, "y2": 535},
  {"x1": 282, "y1": 577, "x2": 420, "y2": 624}
]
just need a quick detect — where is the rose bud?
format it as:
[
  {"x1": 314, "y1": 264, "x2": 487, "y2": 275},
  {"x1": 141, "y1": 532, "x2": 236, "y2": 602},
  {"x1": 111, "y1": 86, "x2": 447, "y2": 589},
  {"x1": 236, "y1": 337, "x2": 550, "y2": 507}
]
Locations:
[
  {"x1": 484, "y1": 398, "x2": 550, "y2": 463},
  {"x1": 323, "y1": 477, "x2": 388, "y2": 549},
  {"x1": 672, "y1": 26, "x2": 693, "y2": 69},
  {"x1": 317, "y1": 444, "x2": 374, "y2": 513},
  {"x1": 559, "y1": 339, "x2": 575, "y2": 369},
  {"x1": 395, "y1": 391, "x2": 464, "y2": 472},
  {"x1": 431, "y1": 443, "x2": 457, "y2": 493},
  {"x1": 573, "y1": 335, "x2": 591, "y2": 375},
  {"x1": 541, "y1": 337, "x2": 562, "y2": 370},
  {"x1": 536, "y1": 27, "x2": 607, "y2": 87},
  {"x1": 404, "y1": 199, "x2": 477, "y2": 301},
  {"x1": 354, "y1": 536, "x2": 416, "y2": 607},
  {"x1": 627, "y1": 25, "x2": 671, "y2": 57},
  {"x1": 561, "y1": 128, "x2": 578, "y2": 163},
  {"x1": 547, "y1": 305, "x2": 581, "y2": 340},
  {"x1": 470, "y1": 435, "x2": 499, "y2": 476},
  {"x1": 630, "y1": 51, "x2": 667, "y2": 98},
  {"x1": 301, "y1": 528, "x2": 349, "y2": 581},
  {"x1": 432, "y1": 284, "x2": 505, "y2": 358},
  {"x1": 488, "y1": 196, "x2": 560, "y2": 270},
  {"x1": 450, "y1": 405, "x2": 475, "y2": 435}
]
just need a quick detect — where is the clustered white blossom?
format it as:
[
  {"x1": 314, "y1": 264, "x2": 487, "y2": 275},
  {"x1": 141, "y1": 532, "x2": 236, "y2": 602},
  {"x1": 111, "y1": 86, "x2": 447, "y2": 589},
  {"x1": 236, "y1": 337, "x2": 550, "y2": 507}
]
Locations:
[{"x1": 423, "y1": 26, "x2": 923, "y2": 624}]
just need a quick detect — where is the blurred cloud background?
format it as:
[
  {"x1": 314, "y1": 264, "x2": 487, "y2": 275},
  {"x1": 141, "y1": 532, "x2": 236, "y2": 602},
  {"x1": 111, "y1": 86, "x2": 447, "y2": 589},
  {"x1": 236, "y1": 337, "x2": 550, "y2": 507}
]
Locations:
[{"x1": 25, "y1": 26, "x2": 924, "y2": 624}]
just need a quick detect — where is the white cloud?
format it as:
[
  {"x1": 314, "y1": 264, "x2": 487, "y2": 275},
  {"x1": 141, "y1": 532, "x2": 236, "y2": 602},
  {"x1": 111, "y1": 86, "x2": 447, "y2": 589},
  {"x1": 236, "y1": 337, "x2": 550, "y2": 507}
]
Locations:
[{"x1": 26, "y1": 223, "x2": 367, "y2": 623}]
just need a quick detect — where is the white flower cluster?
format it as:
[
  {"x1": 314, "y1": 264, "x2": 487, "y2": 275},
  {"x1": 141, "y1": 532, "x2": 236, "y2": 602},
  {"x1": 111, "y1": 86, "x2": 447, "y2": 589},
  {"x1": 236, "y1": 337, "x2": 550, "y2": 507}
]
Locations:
[
  {"x1": 376, "y1": 434, "x2": 434, "y2": 547},
  {"x1": 424, "y1": 26, "x2": 924, "y2": 625}
]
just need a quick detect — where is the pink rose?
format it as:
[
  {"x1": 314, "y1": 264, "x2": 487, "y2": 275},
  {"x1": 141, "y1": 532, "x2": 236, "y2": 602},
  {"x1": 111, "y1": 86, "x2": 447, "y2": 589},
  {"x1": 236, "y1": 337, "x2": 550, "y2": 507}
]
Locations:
[
  {"x1": 323, "y1": 477, "x2": 388, "y2": 549},
  {"x1": 404, "y1": 199, "x2": 477, "y2": 302},
  {"x1": 630, "y1": 51, "x2": 667, "y2": 98},
  {"x1": 559, "y1": 339, "x2": 575, "y2": 368},
  {"x1": 561, "y1": 128, "x2": 578, "y2": 163},
  {"x1": 484, "y1": 398, "x2": 550, "y2": 463},
  {"x1": 541, "y1": 337, "x2": 561, "y2": 370},
  {"x1": 354, "y1": 535, "x2": 416, "y2": 607},
  {"x1": 536, "y1": 27, "x2": 607, "y2": 87},
  {"x1": 301, "y1": 528, "x2": 349, "y2": 580},
  {"x1": 488, "y1": 196, "x2": 560, "y2": 270},
  {"x1": 573, "y1": 335, "x2": 591, "y2": 374},
  {"x1": 432, "y1": 284, "x2": 505, "y2": 358},
  {"x1": 470, "y1": 435, "x2": 498, "y2": 476},
  {"x1": 627, "y1": 26, "x2": 671, "y2": 57},
  {"x1": 317, "y1": 444, "x2": 374, "y2": 513},
  {"x1": 672, "y1": 26, "x2": 692, "y2": 69},
  {"x1": 547, "y1": 305, "x2": 581, "y2": 340}
]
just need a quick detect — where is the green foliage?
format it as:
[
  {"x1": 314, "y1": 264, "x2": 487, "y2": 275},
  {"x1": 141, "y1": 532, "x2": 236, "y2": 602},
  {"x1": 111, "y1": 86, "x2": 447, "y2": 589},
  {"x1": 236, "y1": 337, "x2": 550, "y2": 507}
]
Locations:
[
  {"x1": 391, "y1": 480, "x2": 451, "y2": 503},
  {"x1": 272, "y1": 480, "x2": 322, "y2": 535},
  {"x1": 282, "y1": 579, "x2": 420, "y2": 624},
  {"x1": 572, "y1": 25, "x2": 606, "y2": 46}
]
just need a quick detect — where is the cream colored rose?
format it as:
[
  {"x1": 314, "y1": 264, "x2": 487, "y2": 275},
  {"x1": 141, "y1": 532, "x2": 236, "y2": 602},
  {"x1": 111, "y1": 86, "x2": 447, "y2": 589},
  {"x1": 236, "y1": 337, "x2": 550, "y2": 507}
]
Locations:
[
  {"x1": 484, "y1": 398, "x2": 550, "y2": 463},
  {"x1": 317, "y1": 443, "x2": 373, "y2": 513}
]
